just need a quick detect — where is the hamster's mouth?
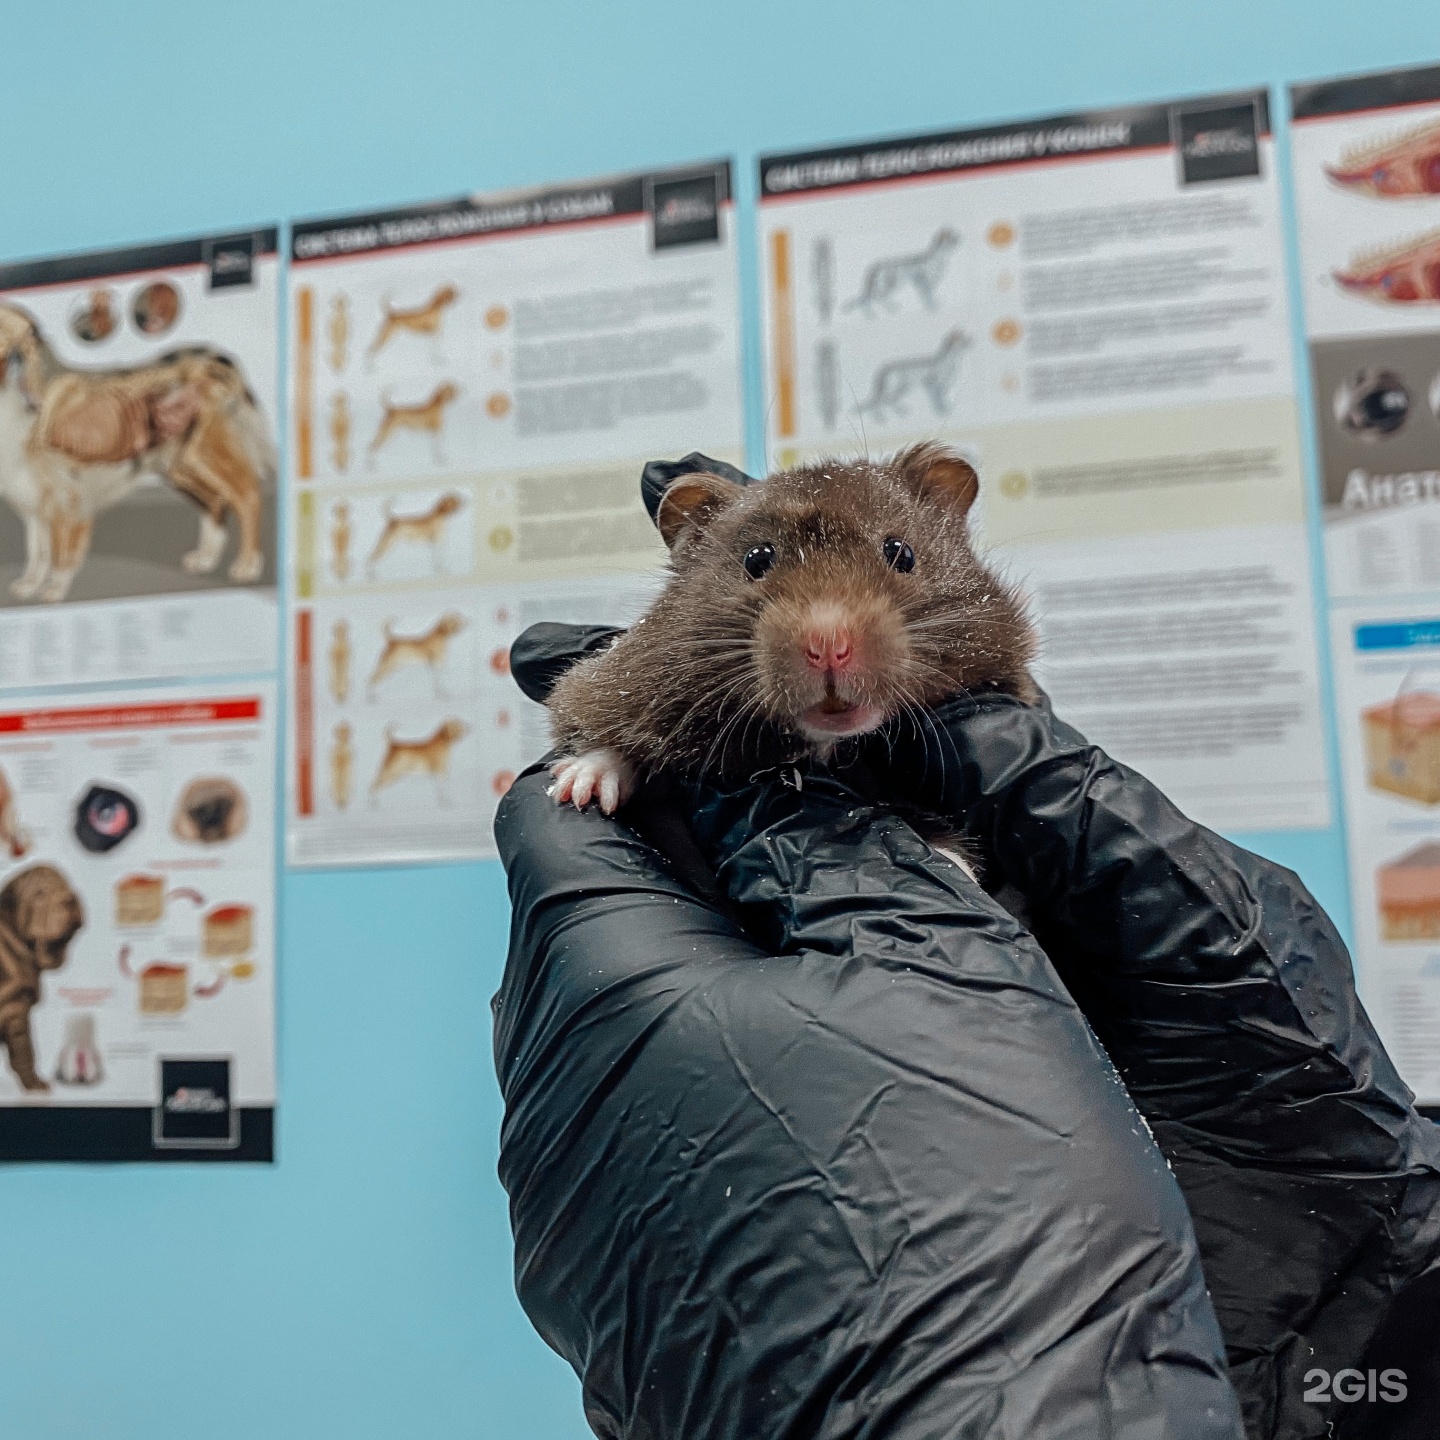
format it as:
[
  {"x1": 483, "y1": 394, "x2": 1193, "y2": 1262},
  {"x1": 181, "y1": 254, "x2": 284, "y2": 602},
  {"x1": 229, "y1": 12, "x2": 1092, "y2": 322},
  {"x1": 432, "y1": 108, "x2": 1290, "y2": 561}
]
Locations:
[{"x1": 797, "y1": 699, "x2": 886, "y2": 740}]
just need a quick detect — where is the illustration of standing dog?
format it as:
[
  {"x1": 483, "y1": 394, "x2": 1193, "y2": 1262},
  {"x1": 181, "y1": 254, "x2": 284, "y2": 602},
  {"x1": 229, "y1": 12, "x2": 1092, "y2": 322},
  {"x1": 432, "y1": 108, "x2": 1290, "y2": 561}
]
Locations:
[
  {"x1": 368, "y1": 611, "x2": 466, "y2": 698},
  {"x1": 366, "y1": 490, "x2": 465, "y2": 577},
  {"x1": 370, "y1": 718, "x2": 468, "y2": 805},
  {"x1": 366, "y1": 285, "x2": 459, "y2": 366},
  {"x1": 0, "y1": 303, "x2": 274, "y2": 602},
  {"x1": 368, "y1": 382, "x2": 459, "y2": 466}
]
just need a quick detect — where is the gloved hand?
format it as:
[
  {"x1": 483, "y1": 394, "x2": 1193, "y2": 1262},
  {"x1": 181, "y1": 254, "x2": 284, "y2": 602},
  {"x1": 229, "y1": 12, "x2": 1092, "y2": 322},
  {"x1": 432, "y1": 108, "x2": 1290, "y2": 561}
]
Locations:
[
  {"x1": 493, "y1": 634, "x2": 1246, "y2": 1440},
  {"x1": 866, "y1": 692, "x2": 1440, "y2": 1440}
]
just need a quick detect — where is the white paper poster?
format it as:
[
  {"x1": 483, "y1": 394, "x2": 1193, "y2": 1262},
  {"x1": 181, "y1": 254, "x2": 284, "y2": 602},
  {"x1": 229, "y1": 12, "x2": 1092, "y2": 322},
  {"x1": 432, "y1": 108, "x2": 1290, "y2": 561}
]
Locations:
[
  {"x1": 757, "y1": 93, "x2": 1331, "y2": 833},
  {"x1": 285, "y1": 162, "x2": 745, "y2": 866},
  {"x1": 1291, "y1": 63, "x2": 1440, "y2": 1101},
  {"x1": 0, "y1": 232, "x2": 280, "y2": 688},
  {"x1": 0, "y1": 682, "x2": 276, "y2": 1159}
]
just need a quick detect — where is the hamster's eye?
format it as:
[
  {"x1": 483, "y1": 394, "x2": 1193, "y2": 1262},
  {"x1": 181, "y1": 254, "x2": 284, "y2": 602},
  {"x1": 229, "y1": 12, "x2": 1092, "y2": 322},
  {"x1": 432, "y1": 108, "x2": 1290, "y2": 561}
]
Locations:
[
  {"x1": 883, "y1": 537, "x2": 915, "y2": 573},
  {"x1": 743, "y1": 543, "x2": 777, "y2": 580}
]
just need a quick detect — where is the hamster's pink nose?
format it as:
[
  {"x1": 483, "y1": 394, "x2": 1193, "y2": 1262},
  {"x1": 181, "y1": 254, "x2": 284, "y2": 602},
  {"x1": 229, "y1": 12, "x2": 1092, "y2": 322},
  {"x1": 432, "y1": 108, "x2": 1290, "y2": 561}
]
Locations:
[{"x1": 805, "y1": 627, "x2": 854, "y2": 672}]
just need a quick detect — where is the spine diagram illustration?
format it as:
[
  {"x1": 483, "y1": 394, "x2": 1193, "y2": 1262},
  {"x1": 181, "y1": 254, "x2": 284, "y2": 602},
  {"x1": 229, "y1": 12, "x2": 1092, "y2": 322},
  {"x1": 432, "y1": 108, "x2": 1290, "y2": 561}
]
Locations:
[
  {"x1": 328, "y1": 294, "x2": 350, "y2": 373},
  {"x1": 330, "y1": 392, "x2": 350, "y2": 473},
  {"x1": 1334, "y1": 230, "x2": 1440, "y2": 304},
  {"x1": 856, "y1": 329, "x2": 971, "y2": 420},
  {"x1": 845, "y1": 228, "x2": 959, "y2": 314},
  {"x1": 329, "y1": 619, "x2": 351, "y2": 704},
  {"x1": 330, "y1": 500, "x2": 351, "y2": 580},
  {"x1": 330, "y1": 722, "x2": 353, "y2": 810},
  {"x1": 1326, "y1": 120, "x2": 1440, "y2": 196}
]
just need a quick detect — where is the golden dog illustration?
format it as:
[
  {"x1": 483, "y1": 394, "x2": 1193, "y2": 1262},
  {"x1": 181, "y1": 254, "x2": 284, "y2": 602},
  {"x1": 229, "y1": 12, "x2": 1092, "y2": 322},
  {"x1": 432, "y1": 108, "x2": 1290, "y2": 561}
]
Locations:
[
  {"x1": 368, "y1": 382, "x2": 459, "y2": 466},
  {"x1": 366, "y1": 490, "x2": 465, "y2": 577},
  {"x1": 366, "y1": 284, "x2": 458, "y2": 366},
  {"x1": 368, "y1": 611, "x2": 465, "y2": 698},
  {"x1": 0, "y1": 864, "x2": 84, "y2": 1092},
  {"x1": 370, "y1": 718, "x2": 468, "y2": 805},
  {"x1": 0, "y1": 303, "x2": 274, "y2": 601}
]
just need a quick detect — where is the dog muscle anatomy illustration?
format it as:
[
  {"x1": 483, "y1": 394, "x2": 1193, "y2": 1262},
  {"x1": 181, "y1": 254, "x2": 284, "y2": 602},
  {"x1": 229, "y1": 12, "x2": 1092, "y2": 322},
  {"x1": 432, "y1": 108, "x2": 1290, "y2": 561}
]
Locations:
[
  {"x1": 1326, "y1": 121, "x2": 1440, "y2": 197},
  {"x1": 370, "y1": 719, "x2": 468, "y2": 805},
  {"x1": 1334, "y1": 230, "x2": 1440, "y2": 304},
  {"x1": 366, "y1": 490, "x2": 465, "y2": 577},
  {"x1": 368, "y1": 611, "x2": 465, "y2": 698},
  {"x1": 366, "y1": 285, "x2": 459, "y2": 366},
  {"x1": 368, "y1": 382, "x2": 459, "y2": 465},
  {"x1": 846, "y1": 228, "x2": 959, "y2": 314},
  {"x1": 856, "y1": 329, "x2": 971, "y2": 421},
  {"x1": 0, "y1": 864, "x2": 84, "y2": 1092},
  {"x1": 0, "y1": 303, "x2": 274, "y2": 601}
]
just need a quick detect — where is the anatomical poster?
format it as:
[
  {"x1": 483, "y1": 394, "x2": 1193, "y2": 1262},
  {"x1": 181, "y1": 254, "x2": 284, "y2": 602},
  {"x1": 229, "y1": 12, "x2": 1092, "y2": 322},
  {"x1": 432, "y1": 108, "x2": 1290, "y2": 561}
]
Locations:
[
  {"x1": 758, "y1": 91, "x2": 1331, "y2": 833},
  {"x1": 285, "y1": 161, "x2": 744, "y2": 865},
  {"x1": 0, "y1": 681, "x2": 276, "y2": 1160},
  {"x1": 0, "y1": 231, "x2": 280, "y2": 689},
  {"x1": 1291, "y1": 63, "x2": 1440, "y2": 1102},
  {"x1": 1329, "y1": 611, "x2": 1440, "y2": 1105}
]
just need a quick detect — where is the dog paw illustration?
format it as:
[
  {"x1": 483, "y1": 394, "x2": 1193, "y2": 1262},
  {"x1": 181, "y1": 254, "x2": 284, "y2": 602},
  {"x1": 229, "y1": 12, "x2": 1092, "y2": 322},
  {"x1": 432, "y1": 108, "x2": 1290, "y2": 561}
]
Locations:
[
  {"x1": 228, "y1": 552, "x2": 264, "y2": 583},
  {"x1": 549, "y1": 748, "x2": 636, "y2": 815}
]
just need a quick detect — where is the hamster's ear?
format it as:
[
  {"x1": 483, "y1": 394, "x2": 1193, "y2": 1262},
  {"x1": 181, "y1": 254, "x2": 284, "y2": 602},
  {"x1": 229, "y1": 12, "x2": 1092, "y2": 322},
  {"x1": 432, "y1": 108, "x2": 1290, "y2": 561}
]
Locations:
[
  {"x1": 894, "y1": 443, "x2": 979, "y2": 518},
  {"x1": 656, "y1": 473, "x2": 744, "y2": 550}
]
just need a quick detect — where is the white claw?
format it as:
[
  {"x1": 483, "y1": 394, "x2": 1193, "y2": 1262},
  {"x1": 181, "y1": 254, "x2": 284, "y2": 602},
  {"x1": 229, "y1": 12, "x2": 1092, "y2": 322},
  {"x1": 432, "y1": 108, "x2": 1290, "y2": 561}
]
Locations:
[{"x1": 548, "y1": 748, "x2": 635, "y2": 813}]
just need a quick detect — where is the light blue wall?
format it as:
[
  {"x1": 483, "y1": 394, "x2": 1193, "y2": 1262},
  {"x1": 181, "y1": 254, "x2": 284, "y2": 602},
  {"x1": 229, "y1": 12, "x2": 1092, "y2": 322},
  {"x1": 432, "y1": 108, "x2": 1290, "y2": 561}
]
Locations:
[{"x1": 3, "y1": 2, "x2": 1437, "y2": 1436}]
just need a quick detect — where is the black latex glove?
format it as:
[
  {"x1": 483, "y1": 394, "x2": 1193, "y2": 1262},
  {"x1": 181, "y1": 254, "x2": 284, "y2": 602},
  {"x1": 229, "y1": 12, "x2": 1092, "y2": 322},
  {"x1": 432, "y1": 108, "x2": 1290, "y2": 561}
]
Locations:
[
  {"x1": 493, "y1": 636, "x2": 1246, "y2": 1439},
  {"x1": 869, "y1": 693, "x2": 1440, "y2": 1440}
]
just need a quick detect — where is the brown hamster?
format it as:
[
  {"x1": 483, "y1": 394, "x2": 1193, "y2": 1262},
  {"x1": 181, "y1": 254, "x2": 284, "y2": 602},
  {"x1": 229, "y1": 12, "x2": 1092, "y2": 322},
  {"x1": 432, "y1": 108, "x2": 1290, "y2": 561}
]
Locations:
[{"x1": 547, "y1": 443, "x2": 1036, "y2": 814}]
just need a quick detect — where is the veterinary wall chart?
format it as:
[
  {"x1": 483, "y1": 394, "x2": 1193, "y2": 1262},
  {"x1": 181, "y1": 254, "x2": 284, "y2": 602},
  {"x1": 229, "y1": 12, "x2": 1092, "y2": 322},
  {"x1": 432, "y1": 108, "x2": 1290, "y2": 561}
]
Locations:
[
  {"x1": 0, "y1": 231, "x2": 280, "y2": 688},
  {"x1": 0, "y1": 682, "x2": 276, "y2": 1160},
  {"x1": 758, "y1": 92, "x2": 1332, "y2": 834},
  {"x1": 285, "y1": 162, "x2": 745, "y2": 865},
  {"x1": 1291, "y1": 63, "x2": 1440, "y2": 1102}
]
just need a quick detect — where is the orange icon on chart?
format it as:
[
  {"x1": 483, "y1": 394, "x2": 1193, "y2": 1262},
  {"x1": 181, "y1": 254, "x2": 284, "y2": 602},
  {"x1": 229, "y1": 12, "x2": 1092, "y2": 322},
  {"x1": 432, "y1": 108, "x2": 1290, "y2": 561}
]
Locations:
[
  {"x1": 992, "y1": 319, "x2": 1022, "y2": 346},
  {"x1": 496, "y1": 709, "x2": 511, "y2": 729},
  {"x1": 999, "y1": 470, "x2": 1029, "y2": 499},
  {"x1": 486, "y1": 392, "x2": 512, "y2": 419},
  {"x1": 489, "y1": 648, "x2": 510, "y2": 675},
  {"x1": 987, "y1": 221, "x2": 1016, "y2": 248},
  {"x1": 492, "y1": 771, "x2": 517, "y2": 797},
  {"x1": 485, "y1": 304, "x2": 510, "y2": 330}
]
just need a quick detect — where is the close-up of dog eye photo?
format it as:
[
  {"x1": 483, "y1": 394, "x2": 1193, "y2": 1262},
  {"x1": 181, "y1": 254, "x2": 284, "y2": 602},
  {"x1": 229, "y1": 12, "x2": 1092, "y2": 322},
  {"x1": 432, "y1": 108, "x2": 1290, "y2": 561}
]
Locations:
[{"x1": 5, "y1": 4, "x2": 1440, "y2": 1439}]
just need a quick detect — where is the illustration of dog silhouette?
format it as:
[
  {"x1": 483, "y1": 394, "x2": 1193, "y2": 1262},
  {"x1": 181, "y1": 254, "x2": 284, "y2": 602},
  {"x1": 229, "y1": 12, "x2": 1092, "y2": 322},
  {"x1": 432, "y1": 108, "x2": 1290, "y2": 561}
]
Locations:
[
  {"x1": 370, "y1": 718, "x2": 468, "y2": 805},
  {"x1": 368, "y1": 382, "x2": 460, "y2": 465},
  {"x1": 366, "y1": 490, "x2": 465, "y2": 577},
  {"x1": 846, "y1": 229, "x2": 959, "y2": 314},
  {"x1": 857, "y1": 329, "x2": 971, "y2": 420},
  {"x1": 368, "y1": 611, "x2": 466, "y2": 698},
  {"x1": 0, "y1": 303, "x2": 274, "y2": 601},
  {"x1": 366, "y1": 285, "x2": 459, "y2": 366},
  {"x1": 0, "y1": 864, "x2": 85, "y2": 1093}
]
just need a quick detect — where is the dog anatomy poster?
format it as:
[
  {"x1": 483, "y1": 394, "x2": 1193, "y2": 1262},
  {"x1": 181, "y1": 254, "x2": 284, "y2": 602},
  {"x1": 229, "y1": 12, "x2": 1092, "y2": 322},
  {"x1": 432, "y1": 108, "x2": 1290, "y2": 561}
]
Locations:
[
  {"x1": 0, "y1": 230, "x2": 280, "y2": 689},
  {"x1": 1290, "y1": 63, "x2": 1440, "y2": 1102},
  {"x1": 285, "y1": 162, "x2": 744, "y2": 865},
  {"x1": 0, "y1": 682, "x2": 276, "y2": 1160},
  {"x1": 757, "y1": 91, "x2": 1331, "y2": 834}
]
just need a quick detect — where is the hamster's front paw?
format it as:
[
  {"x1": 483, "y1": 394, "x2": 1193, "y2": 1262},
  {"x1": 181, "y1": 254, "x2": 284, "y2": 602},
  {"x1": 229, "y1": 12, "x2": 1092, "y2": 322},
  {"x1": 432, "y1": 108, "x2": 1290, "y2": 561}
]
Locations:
[{"x1": 549, "y1": 748, "x2": 636, "y2": 815}]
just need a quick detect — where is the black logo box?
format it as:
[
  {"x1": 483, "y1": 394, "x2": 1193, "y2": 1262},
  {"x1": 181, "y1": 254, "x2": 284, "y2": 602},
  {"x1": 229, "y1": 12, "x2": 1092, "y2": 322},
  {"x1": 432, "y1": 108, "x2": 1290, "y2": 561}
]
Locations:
[
  {"x1": 648, "y1": 173, "x2": 721, "y2": 250},
  {"x1": 1173, "y1": 100, "x2": 1262, "y2": 185},
  {"x1": 154, "y1": 1056, "x2": 238, "y2": 1148}
]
